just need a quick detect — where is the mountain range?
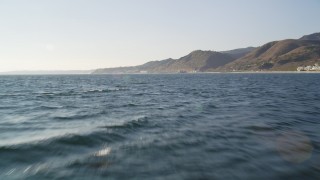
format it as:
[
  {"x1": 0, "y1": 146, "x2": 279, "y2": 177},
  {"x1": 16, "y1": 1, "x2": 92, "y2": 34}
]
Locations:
[{"x1": 93, "y1": 32, "x2": 320, "y2": 73}]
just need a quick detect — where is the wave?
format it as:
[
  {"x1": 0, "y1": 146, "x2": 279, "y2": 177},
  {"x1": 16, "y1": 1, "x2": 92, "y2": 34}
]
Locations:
[
  {"x1": 0, "y1": 105, "x2": 20, "y2": 110},
  {"x1": 120, "y1": 103, "x2": 138, "y2": 107},
  {"x1": 34, "y1": 88, "x2": 130, "y2": 97},
  {"x1": 0, "y1": 131, "x2": 125, "y2": 168},
  {"x1": 0, "y1": 93, "x2": 27, "y2": 97},
  {"x1": 53, "y1": 111, "x2": 107, "y2": 121},
  {"x1": 100, "y1": 118, "x2": 155, "y2": 134},
  {"x1": 0, "y1": 116, "x2": 156, "y2": 178},
  {"x1": 82, "y1": 88, "x2": 129, "y2": 93},
  {"x1": 0, "y1": 116, "x2": 152, "y2": 162},
  {"x1": 0, "y1": 86, "x2": 130, "y2": 97},
  {"x1": 35, "y1": 105, "x2": 64, "y2": 110}
]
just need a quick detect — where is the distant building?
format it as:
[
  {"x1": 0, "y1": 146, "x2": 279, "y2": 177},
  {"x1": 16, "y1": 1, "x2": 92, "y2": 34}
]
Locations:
[{"x1": 297, "y1": 67, "x2": 304, "y2": 71}]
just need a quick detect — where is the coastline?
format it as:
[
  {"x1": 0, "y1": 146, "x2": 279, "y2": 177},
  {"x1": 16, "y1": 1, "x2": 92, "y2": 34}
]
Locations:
[{"x1": 1, "y1": 71, "x2": 320, "y2": 75}]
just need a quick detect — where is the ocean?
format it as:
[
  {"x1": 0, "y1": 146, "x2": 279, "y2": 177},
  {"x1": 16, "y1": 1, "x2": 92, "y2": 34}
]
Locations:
[{"x1": 0, "y1": 73, "x2": 319, "y2": 179}]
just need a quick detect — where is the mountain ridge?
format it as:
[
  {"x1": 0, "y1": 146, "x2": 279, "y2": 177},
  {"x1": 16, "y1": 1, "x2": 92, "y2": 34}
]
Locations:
[
  {"x1": 93, "y1": 32, "x2": 320, "y2": 73},
  {"x1": 219, "y1": 33, "x2": 320, "y2": 71},
  {"x1": 93, "y1": 50, "x2": 239, "y2": 74}
]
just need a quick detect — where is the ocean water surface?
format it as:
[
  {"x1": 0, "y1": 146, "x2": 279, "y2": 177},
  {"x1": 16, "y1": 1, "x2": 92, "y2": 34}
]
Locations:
[{"x1": 0, "y1": 73, "x2": 319, "y2": 179}]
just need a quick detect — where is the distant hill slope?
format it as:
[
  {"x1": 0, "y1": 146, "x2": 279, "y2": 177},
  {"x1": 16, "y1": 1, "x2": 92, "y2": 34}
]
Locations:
[
  {"x1": 93, "y1": 50, "x2": 239, "y2": 74},
  {"x1": 220, "y1": 47, "x2": 256, "y2": 59},
  {"x1": 218, "y1": 38, "x2": 320, "y2": 71},
  {"x1": 299, "y1": 32, "x2": 320, "y2": 41},
  {"x1": 163, "y1": 50, "x2": 235, "y2": 72}
]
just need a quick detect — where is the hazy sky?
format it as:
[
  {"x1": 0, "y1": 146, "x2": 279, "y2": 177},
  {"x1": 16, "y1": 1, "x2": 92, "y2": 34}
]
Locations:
[{"x1": 0, "y1": 0, "x2": 319, "y2": 71}]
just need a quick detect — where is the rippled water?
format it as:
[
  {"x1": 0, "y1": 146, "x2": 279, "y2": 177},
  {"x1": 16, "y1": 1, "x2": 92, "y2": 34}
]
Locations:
[{"x1": 0, "y1": 74, "x2": 319, "y2": 179}]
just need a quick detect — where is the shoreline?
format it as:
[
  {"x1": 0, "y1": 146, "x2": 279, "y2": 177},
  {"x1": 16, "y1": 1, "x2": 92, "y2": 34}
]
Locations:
[{"x1": 1, "y1": 71, "x2": 320, "y2": 75}]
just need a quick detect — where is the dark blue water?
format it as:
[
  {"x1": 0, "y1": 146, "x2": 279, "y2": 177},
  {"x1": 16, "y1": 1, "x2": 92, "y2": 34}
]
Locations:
[{"x1": 0, "y1": 73, "x2": 319, "y2": 179}]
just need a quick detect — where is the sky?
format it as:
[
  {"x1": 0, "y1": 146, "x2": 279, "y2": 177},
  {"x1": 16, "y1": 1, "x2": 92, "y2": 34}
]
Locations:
[{"x1": 0, "y1": 0, "x2": 319, "y2": 72}]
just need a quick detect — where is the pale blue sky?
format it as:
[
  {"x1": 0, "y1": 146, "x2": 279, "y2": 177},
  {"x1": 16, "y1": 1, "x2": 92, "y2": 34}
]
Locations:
[{"x1": 0, "y1": 0, "x2": 319, "y2": 71}]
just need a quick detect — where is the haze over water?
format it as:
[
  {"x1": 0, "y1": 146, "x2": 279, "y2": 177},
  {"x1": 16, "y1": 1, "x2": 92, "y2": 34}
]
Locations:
[{"x1": 0, "y1": 74, "x2": 319, "y2": 179}]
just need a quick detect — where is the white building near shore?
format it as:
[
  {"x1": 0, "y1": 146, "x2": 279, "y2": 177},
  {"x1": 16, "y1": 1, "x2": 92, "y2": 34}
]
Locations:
[{"x1": 297, "y1": 63, "x2": 320, "y2": 71}]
